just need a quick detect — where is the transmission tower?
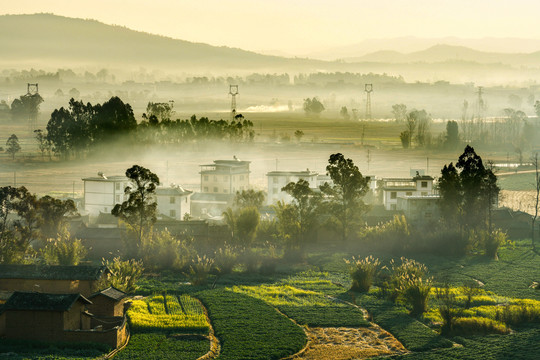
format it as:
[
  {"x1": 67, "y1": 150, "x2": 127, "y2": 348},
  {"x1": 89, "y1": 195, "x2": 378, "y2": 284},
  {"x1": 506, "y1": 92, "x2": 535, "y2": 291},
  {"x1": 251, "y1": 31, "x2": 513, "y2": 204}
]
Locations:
[
  {"x1": 229, "y1": 85, "x2": 239, "y2": 120},
  {"x1": 26, "y1": 83, "x2": 40, "y2": 131},
  {"x1": 364, "y1": 84, "x2": 373, "y2": 120}
]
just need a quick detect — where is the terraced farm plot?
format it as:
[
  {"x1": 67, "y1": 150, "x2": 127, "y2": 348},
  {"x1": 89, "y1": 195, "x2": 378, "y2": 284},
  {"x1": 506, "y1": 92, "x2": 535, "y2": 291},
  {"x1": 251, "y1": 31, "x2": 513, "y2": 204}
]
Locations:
[
  {"x1": 127, "y1": 294, "x2": 209, "y2": 334},
  {"x1": 114, "y1": 334, "x2": 208, "y2": 360},
  {"x1": 196, "y1": 288, "x2": 306, "y2": 360},
  {"x1": 231, "y1": 284, "x2": 370, "y2": 328}
]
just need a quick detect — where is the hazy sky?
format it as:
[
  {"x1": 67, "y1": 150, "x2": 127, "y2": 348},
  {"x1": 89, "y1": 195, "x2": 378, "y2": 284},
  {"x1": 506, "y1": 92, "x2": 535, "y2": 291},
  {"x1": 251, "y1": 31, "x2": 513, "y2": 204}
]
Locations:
[{"x1": 3, "y1": 0, "x2": 540, "y2": 54}]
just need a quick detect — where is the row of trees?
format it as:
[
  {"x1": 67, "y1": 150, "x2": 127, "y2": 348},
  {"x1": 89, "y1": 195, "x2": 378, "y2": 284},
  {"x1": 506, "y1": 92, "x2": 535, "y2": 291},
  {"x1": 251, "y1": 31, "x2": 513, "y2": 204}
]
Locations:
[{"x1": 43, "y1": 98, "x2": 255, "y2": 160}]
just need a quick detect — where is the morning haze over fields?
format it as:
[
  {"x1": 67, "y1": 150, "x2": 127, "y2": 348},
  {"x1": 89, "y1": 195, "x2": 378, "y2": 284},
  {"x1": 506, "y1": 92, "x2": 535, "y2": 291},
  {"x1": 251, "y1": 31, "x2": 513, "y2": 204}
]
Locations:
[{"x1": 1, "y1": 2, "x2": 540, "y2": 359}]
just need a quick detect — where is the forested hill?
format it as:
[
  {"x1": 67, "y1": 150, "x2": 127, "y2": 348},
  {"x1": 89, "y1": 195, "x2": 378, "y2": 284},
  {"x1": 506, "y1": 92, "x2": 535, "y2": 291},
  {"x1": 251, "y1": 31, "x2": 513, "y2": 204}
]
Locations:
[{"x1": 0, "y1": 13, "x2": 329, "y2": 73}]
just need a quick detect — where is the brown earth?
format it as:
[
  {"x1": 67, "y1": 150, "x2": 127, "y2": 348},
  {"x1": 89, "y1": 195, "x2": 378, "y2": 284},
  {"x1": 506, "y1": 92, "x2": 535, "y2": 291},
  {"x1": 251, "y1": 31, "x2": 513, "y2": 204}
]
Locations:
[{"x1": 290, "y1": 325, "x2": 407, "y2": 360}]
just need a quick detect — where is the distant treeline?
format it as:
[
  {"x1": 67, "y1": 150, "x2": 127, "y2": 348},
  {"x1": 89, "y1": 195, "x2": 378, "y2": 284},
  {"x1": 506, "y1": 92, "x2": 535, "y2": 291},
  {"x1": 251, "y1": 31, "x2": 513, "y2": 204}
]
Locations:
[
  {"x1": 0, "y1": 68, "x2": 404, "y2": 87},
  {"x1": 43, "y1": 97, "x2": 254, "y2": 159}
]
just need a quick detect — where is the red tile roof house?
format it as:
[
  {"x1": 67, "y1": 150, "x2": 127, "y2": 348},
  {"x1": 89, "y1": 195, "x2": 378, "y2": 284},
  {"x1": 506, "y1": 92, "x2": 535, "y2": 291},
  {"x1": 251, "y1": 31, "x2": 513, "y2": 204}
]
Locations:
[{"x1": 0, "y1": 292, "x2": 128, "y2": 349}]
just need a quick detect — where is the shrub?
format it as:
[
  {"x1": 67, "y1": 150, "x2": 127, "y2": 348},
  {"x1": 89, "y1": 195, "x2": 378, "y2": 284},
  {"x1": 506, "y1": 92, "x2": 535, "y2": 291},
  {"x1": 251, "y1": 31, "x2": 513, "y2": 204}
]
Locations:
[
  {"x1": 484, "y1": 229, "x2": 507, "y2": 260},
  {"x1": 402, "y1": 274, "x2": 432, "y2": 316},
  {"x1": 344, "y1": 255, "x2": 380, "y2": 292},
  {"x1": 495, "y1": 302, "x2": 540, "y2": 326},
  {"x1": 214, "y1": 243, "x2": 238, "y2": 275},
  {"x1": 185, "y1": 255, "x2": 214, "y2": 285},
  {"x1": 460, "y1": 280, "x2": 483, "y2": 309},
  {"x1": 40, "y1": 227, "x2": 86, "y2": 265},
  {"x1": 98, "y1": 257, "x2": 144, "y2": 293},
  {"x1": 142, "y1": 229, "x2": 194, "y2": 270},
  {"x1": 452, "y1": 317, "x2": 509, "y2": 336}
]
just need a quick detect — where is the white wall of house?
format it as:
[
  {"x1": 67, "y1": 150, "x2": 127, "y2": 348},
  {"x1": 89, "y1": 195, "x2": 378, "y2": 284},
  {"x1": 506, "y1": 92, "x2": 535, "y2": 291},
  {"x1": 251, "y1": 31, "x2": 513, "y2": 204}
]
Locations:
[
  {"x1": 83, "y1": 178, "x2": 128, "y2": 216},
  {"x1": 267, "y1": 171, "x2": 318, "y2": 205},
  {"x1": 156, "y1": 193, "x2": 191, "y2": 220},
  {"x1": 382, "y1": 177, "x2": 435, "y2": 210}
]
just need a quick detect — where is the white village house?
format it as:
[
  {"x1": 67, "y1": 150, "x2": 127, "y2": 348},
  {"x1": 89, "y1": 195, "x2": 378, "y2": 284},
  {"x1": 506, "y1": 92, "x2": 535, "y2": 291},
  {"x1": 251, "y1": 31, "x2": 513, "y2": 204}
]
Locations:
[
  {"x1": 155, "y1": 185, "x2": 192, "y2": 220},
  {"x1": 381, "y1": 174, "x2": 436, "y2": 211},
  {"x1": 82, "y1": 173, "x2": 129, "y2": 216},
  {"x1": 266, "y1": 170, "x2": 318, "y2": 205}
]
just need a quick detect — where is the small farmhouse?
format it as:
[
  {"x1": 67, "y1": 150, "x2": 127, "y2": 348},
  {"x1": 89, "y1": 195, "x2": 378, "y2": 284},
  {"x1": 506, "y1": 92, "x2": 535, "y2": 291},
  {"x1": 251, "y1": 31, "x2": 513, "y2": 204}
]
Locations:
[
  {"x1": 88, "y1": 286, "x2": 127, "y2": 317},
  {"x1": 0, "y1": 292, "x2": 127, "y2": 348},
  {"x1": 0, "y1": 265, "x2": 110, "y2": 297}
]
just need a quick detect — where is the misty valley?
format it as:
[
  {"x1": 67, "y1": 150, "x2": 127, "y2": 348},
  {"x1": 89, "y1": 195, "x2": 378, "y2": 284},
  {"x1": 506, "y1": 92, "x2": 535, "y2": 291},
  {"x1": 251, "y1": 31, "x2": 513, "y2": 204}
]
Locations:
[{"x1": 1, "y1": 10, "x2": 540, "y2": 360}]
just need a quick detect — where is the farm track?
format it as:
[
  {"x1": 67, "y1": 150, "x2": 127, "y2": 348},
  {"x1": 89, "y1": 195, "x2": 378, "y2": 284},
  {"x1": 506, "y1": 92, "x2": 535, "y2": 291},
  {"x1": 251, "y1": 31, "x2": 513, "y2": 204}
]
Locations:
[{"x1": 196, "y1": 298, "x2": 220, "y2": 360}]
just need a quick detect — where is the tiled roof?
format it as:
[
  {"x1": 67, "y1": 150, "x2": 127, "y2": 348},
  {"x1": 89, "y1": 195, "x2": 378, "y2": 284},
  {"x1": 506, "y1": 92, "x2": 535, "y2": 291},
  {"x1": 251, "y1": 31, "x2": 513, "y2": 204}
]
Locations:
[
  {"x1": 89, "y1": 286, "x2": 126, "y2": 301},
  {"x1": 3, "y1": 292, "x2": 91, "y2": 312},
  {"x1": 0, "y1": 265, "x2": 109, "y2": 281}
]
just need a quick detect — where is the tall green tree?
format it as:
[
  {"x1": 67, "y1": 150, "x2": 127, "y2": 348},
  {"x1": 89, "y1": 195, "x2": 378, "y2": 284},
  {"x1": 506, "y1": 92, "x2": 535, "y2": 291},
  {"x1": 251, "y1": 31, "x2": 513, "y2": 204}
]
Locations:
[
  {"x1": 392, "y1": 104, "x2": 407, "y2": 122},
  {"x1": 303, "y1": 97, "x2": 325, "y2": 116},
  {"x1": 439, "y1": 146, "x2": 499, "y2": 232},
  {"x1": 280, "y1": 179, "x2": 321, "y2": 252},
  {"x1": 445, "y1": 121, "x2": 459, "y2": 149},
  {"x1": 91, "y1": 96, "x2": 137, "y2": 143},
  {"x1": 112, "y1": 165, "x2": 159, "y2": 255},
  {"x1": 6, "y1": 134, "x2": 21, "y2": 160},
  {"x1": 233, "y1": 189, "x2": 266, "y2": 210},
  {"x1": 321, "y1": 153, "x2": 369, "y2": 241}
]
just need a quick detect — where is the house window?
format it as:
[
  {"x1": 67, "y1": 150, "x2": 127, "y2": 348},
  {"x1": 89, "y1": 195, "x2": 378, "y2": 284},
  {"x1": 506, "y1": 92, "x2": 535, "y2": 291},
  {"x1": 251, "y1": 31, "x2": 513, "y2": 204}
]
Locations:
[
  {"x1": 213, "y1": 187, "x2": 218, "y2": 193},
  {"x1": 115, "y1": 183, "x2": 120, "y2": 191},
  {"x1": 115, "y1": 195, "x2": 120, "y2": 203},
  {"x1": 170, "y1": 197, "x2": 175, "y2": 204},
  {"x1": 204, "y1": 187, "x2": 209, "y2": 192},
  {"x1": 213, "y1": 176, "x2": 218, "y2": 181},
  {"x1": 170, "y1": 210, "x2": 176, "y2": 218},
  {"x1": 204, "y1": 175, "x2": 209, "y2": 181},
  {"x1": 240, "y1": 175, "x2": 244, "y2": 181},
  {"x1": 421, "y1": 181, "x2": 428, "y2": 188},
  {"x1": 391, "y1": 204, "x2": 397, "y2": 210},
  {"x1": 425, "y1": 212, "x2": 432, "y2": 218},
  {"x1": 185, "y1": 197, "x2": 188, "y2": 203},
  {"x1": 406, "y1": 192, "x2": 412, "y2": 196},
  {"x1": 390, "y1": 192, "x2": 397, "y2": 199},
  {"x1": 273, "y1": 177, "x2": 278, "y2": 184},
  {"x1": 421, "y1": 192, "x2": 428, "y2": 196}
]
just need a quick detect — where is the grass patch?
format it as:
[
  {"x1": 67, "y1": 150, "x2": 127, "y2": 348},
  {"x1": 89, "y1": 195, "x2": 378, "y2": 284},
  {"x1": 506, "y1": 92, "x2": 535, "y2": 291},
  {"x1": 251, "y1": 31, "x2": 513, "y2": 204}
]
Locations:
[{"x1": 0, "y1": 339, "x2": 110, "y2": 360}]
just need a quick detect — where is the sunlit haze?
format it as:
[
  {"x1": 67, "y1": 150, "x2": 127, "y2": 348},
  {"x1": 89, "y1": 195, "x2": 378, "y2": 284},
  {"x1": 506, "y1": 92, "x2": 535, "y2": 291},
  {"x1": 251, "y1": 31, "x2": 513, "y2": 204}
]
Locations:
[{"x1": 3, "y1": 0, "x2": 540, "y2": 55}]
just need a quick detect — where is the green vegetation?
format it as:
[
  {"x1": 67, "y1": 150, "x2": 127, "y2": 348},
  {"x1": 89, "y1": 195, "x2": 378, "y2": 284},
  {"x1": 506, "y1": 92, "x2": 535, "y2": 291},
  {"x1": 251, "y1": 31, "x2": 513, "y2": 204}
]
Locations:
[
  {"x1": 114, "y1": 334, "x2": 208, "y2": 360},
  {"x1": 231, "y1": 284, "x2": 370, "y2": 327},
  {"x1": 196, "y1": 289, "x2": 307, "y2": 360},
  {"x1": 127, "y1": 294, "x2": 208, "y2": 334},
  {"x1": 0, "y1": 339, "x2": 109, "y2": 360}
]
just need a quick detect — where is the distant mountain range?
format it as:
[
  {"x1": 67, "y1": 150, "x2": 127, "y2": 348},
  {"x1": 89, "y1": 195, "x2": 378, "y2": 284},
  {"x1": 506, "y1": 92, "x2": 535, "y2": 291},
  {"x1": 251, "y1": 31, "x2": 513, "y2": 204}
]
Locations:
[
  {"x1": 2, "y1": 14, "x2": 540, "y2": 80},
  {"x1": 306, "y1": 37, "x2": 540, "y2": 61},
  {"x1": 0, "y1": 13, "x2": 328, "y2": 73}
]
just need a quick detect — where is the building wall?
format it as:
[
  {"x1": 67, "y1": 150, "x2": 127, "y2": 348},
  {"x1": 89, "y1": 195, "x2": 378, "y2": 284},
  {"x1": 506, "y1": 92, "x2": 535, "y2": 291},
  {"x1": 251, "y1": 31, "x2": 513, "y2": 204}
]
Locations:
[
  {"x1": 267, "y1": 174, "x2": 318, "y2": 205},
  {"x1": 84, "y1": 180, "x2": 127, "y2": 216},
  {"x1": 0, "y1": 312, "x2": 5, "y2": 336},
  {"x1": 89, "y1": 297, "x2": 124, "y2": 317},
  {"x1": 201, "y1": 173, "x2": 249, "y2": 194},
  {"x1": 0, "y1": 279, "x2": 98, "y2": 297},
  {"x1": 6, "y1": 310, "x2": 64, "y2": 339},
  {"x1": 156, "y1": 194, "x2": 191, "y2": 220}
]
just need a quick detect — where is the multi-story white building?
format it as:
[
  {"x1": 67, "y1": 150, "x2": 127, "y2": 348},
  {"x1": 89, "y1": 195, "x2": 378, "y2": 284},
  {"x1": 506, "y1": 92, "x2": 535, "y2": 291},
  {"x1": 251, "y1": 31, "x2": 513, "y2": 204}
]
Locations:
[
  {"x1": 82, "y1": 173, "x2": 129, "y2": 216},
  {"x1": 199, "y1": 157, "x2": 250, "y2": 195},
  {"x1": 266, "y1": 170, "x2": 318, "y2": 205},
  {"x1": 382, "y1": 175, "x2": 435, "y2": 210},
  {"x1": 156, "y1": 185, "x2": 192, "y2": 220}
]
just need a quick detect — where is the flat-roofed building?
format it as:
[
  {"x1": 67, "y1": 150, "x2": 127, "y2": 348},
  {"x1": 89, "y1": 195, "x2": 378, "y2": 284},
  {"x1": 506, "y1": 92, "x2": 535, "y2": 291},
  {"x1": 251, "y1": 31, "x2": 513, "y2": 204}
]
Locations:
[
  {"x1": 199, "y1": 157, "x2": 250, "y2": 195},
  {"x1": 156, "y1": 185, "x2": 193, "y2": 220},
  {"x1": 266, "y1": 170, "x2": 318, "y2": 205},
  {"x1": 82, "y1": 173, "x2": 128, "y2": 216},
  {"x1": 382, "y1": 175, "x2": 435, "y2": 210}
]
